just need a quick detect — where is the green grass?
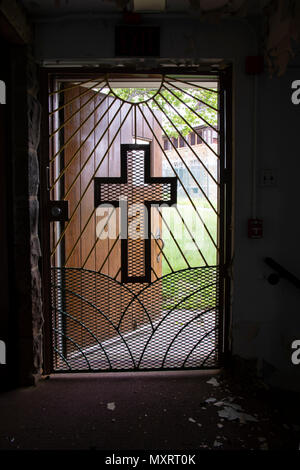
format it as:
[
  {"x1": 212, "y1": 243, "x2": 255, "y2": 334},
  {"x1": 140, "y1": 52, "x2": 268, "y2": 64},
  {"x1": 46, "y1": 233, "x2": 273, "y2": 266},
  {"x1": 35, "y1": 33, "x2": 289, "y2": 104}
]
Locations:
[
  {"x1": 161, "y1": 198, "x2": 218, "y2": 275},
  {"x1": 160, "y1": 198, "x2": 218, "y2": 310},
  {"x1": 161, "y1": 271, "x2": 217, "y2": 311}
]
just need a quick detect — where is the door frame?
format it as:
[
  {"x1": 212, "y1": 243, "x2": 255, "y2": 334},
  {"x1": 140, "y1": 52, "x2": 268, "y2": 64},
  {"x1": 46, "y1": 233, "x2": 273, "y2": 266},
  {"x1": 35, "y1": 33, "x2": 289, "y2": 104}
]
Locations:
[{"x1": 39, "y1": 65, "x2": 233, "y2": 374}]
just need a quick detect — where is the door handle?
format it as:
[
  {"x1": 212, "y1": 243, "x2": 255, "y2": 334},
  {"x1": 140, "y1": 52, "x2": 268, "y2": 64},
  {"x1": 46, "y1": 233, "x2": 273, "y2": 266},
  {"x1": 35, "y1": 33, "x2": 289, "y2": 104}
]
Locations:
[{"x1": 48, "y1": 200, "x2": 69, "y2": 222}]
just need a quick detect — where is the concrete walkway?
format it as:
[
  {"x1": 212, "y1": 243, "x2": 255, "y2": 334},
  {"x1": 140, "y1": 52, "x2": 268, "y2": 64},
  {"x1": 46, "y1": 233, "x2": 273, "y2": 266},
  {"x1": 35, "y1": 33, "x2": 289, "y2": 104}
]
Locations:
[{"x1": 60, "y1": 309, "x2": 217, "y2": 371}]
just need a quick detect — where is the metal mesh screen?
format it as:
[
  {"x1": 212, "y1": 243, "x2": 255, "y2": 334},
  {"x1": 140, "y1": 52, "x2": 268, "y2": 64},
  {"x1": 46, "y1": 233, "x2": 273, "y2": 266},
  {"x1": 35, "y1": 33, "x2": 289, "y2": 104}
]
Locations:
[
  {"x1": 48, "y1": 74, "x2": 224, "y2": 373},
  {"x1": 97, "y1": 150, "x2": 172, "y2": 202},
  {"x1": 51, "y1": 266, "x2": 219, "y2": 371}
]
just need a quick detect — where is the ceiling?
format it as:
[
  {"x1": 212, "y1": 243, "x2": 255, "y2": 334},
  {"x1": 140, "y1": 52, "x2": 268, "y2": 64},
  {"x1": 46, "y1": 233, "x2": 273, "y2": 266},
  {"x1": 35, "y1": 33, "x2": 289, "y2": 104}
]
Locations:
[{"x1": 20, "y1": 0, "x2": 267, "y2": 19}]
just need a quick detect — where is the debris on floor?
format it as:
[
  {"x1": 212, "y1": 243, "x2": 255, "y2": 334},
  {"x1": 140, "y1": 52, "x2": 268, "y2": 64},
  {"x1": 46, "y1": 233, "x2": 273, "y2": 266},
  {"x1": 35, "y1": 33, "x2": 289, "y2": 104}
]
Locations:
[
  {"x1": 213, "y1": 440, "x2": 223, "y2": 447},
  {"x1": 206, "y1": 377, "x2": 220, "y2": 387},
  {"x1": 205, "y1": 397, "x2": 217, "y2": 403},
  {"x1": 0, "y1": 372, "x2": 298, "y2": 450},
  {"x1": 217, "y1": 405, "x2": 258, "y2": 423},
  {"x1": 188, "y1": 417, "x2": 196, "y2": 423},
  {"x1": 107, "y1": 402, "x2": 116, "y2": 411}
]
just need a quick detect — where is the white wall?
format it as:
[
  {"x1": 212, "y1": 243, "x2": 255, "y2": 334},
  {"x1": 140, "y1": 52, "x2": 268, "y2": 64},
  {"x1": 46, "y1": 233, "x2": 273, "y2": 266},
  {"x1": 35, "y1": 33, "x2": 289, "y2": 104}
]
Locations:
[{"x1": 34, "y1": 14, "x2": 300, "y2": 391}]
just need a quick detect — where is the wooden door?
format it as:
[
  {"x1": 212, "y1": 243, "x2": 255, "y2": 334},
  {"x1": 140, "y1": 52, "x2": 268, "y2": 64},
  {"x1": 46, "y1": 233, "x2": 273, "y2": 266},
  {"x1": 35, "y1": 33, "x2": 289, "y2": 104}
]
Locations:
[{"x1": 54, "y1": 85, "x2": 163, "y2": 356}]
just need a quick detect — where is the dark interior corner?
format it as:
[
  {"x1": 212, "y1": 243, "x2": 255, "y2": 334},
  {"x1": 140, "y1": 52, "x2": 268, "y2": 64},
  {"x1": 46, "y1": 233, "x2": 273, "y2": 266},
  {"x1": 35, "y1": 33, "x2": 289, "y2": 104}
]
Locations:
[{"x1": 0, "y1": 0, "x2": 300, "y2": 455}]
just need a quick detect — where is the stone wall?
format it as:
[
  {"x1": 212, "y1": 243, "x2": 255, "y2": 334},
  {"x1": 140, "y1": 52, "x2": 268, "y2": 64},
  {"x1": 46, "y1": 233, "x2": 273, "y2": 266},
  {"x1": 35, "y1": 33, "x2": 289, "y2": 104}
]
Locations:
[
  {"x1": 27, "y1": 52, "x2": 43, "y2": 381},
  {"x1": 10, "y1": 46, "x2": 43, "y2": 386}
]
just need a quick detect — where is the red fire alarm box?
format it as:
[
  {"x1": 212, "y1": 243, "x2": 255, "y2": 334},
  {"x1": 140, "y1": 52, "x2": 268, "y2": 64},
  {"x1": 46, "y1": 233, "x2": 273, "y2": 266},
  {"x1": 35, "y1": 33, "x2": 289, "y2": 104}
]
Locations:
[{"x1": 248, "y1": 218, "x2": 263, "y2": 239}]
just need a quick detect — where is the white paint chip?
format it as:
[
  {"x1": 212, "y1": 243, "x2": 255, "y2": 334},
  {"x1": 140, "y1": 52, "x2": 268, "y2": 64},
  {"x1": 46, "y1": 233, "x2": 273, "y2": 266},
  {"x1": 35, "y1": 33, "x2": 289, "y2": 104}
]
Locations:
[
  {"x1": 218, "y1": 406, "x2": 258, "y2": 423},
  {"x1": 188, "y1": 418, "x2": 196, "y2": 423},
  {"x1": 107, "y1": 402, "x2": 116, "y2": 411},
  {"x1": 213, "y1": 440, "x2": 223, "y2": 447},
  {"x1": 206, "y1": 378, "x2": 220, "y2": 387}
]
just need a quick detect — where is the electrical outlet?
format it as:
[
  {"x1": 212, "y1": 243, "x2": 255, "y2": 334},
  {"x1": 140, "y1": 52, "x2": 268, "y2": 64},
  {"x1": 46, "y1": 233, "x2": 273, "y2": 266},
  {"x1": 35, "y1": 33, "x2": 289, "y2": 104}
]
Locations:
[{"x1": 259, "y1": 169, "x2": 277, "y2": 187}]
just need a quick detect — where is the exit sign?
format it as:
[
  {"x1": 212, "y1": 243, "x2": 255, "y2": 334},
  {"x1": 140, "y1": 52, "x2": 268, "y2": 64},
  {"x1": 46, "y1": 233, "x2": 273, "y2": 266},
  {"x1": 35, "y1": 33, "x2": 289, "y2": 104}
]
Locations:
[{"x1": 115, "y1": 25, "x2": 160, "y2": 57}]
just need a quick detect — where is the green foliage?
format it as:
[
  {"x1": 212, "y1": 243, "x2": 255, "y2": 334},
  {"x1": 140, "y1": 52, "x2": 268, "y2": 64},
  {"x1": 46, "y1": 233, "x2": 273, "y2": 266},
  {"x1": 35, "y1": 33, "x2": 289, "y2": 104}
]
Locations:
[{"x1": 108, "y1": 85, "x2": 218, "y2": 139}]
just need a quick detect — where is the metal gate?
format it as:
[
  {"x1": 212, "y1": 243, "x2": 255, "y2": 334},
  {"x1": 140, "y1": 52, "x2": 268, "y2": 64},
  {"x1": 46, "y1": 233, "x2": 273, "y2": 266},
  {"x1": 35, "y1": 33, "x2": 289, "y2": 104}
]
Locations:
[{"x1": 41, "y1": 70, "x2": 231, "y2": 373}]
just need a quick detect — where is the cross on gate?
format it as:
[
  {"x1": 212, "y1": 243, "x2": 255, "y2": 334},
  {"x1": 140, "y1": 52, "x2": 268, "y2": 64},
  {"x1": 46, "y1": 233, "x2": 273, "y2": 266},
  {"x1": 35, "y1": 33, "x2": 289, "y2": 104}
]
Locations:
[{"x1": 94, "y1": 144, "x2": 177, "y2": 283}]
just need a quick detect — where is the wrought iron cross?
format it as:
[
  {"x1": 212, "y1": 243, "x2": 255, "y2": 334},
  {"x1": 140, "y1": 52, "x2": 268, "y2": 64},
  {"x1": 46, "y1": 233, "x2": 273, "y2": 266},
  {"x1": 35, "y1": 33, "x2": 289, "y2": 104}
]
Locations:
[{"x1": 94, "y1": 144, "x2": 177, "y2": 283}]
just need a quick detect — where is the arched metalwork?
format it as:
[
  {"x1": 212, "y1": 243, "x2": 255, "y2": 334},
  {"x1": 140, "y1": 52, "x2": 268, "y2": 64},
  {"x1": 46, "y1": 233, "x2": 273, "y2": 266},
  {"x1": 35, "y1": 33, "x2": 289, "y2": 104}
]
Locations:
[
  {"x1": 45, "y1": 71, "x2": 226, "y2": 372},
  {"x1": 51, "y1": 266, "x2": 219, "y2": 371}
]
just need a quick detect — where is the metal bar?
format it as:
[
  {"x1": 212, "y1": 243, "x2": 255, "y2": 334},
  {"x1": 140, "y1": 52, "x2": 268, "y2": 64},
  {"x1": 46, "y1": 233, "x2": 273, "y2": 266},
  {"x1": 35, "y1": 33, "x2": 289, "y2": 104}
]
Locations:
[
  {"x1": 154, "y1": 92, "x2": 219, "y2": 161},
  {"x1": 64, "y1": 208, "x2": 96, "y2": 267},
  {"x1": 62, "y1": 100, "x2": 124, "y2": 198},
  {"x1": 151, "y1": 267, "x2": 159, "y2": 280},
  {"x1": 156, "y1": 208, "x2": 190, "y2": 268},
  {"x1": 164, "y1": 77, "x2": 219, "y2": 113},
  {"x1": 182, "y1": 327, "x2": 217, "y2": 368},
  {"x1": 52, "y1": 265, "x2": 138, "y2": 300},
  {"x1": 173, "y1": 205, "x2": 208, "y2": 266},
  {"x1": 162, "y1": 82, "x2": 219, "y2": 133},
  {"x1": 81, "y1": 208, "x2": 115, "y2": 268},
  {"x1": 139, "y1": 104, "x2": 218, "y2": 252},
  {"x1": 123, "y1": 265, "x2": 217, "y2": 297},
  {"x1": 163, "y1": 315, "x2": 216, "y2": 368},
  {"x1": 57, "y1": 86, "x2": 67, "y2": 356},
  {"x1": 134, "y1": 105, "x2": 137, "y2": 144},
  {"x1": 115, "y1": 282, "x2": 156, "y2": 333},
  {"x1": 49, "y1": 76, "x2": 104, "y2": 96},
  {"x1": 144, "y1": 100, "x2": 219, "y2": 214},
  {"x1": 114, "y1": 267, "x2": 121, "y2": 280},
  {"x1": 138, "y1": 297, "x2": 217, "y2": 368},
  {"x1": 137, "y1": 104, "x2": 214, "y2": 263},
  {"x1": 141, "y1": 102, "x2": 217, "y2": 254},
  {"x1": 49, "y1": 82, "x2": 107, "y2": 138},
  {"x1": 50, "y1": 104, "x2": 133, "y2": 257},
  {"x1": 52, "y1": 282, "x2": 136, "y2": 368},
  {"x1": 46, "y1": 71, "x2": 225, "y2": 374},
  {"x1": 49, "y1": 79, "x2": 105, "y2": 116},
  {"x1": 98, "y1": 235, "x2": 120, "y2": 273},
  {"x1": 54, "y1": 307, "x2": 112, "y2": 369},
  {"x1": 165, "y1": 75, "x2": 219, "y2": 95},
  {"x1": 53, "y1": 347, "x2": 72, "y2": 370},
  {"x1": 199, "y1": 346, "x2": 217, "y2": 367},
  {"x1": 52, "y1": 327, "x2": 92, "y2": 369},
  {"x1": 50, "y1": 94, "x2": 117, "y2": 174},
  {"x1": 82, "y1": 237, "x2": 98, "y2": 269}
]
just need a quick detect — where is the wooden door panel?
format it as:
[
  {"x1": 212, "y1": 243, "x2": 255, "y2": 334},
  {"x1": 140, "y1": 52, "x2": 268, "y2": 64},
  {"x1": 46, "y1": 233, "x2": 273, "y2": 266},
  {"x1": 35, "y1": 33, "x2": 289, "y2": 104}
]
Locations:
[{"x1": 58, "y1": 89, "x2": 164, "y2": 353}]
